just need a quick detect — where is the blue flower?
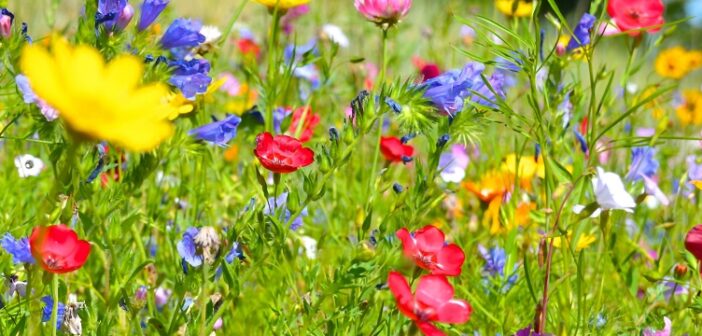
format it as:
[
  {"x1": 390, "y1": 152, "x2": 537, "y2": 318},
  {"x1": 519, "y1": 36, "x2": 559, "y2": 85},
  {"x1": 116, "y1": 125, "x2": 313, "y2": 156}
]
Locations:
[
  {"x1": 478, "y1": 245, "x2": 518, "y2": 292},
  {"x1": 574, "y1": 129, "x2": 588, "y2": 154},
  {"x1": 189, "y1": 114, "x2": 242, "y2": 147},
  {"x1": 97, "y1": 0, "x2": 127, "y2": 30},
  {"x1": 567, "y1": 13, "x2": 596, "y2": 52},
  {"x1": 263, "y1": 193, "x2": 307, "y2": 231},
  {"x1": 422, "y1": 62, "x2": 487, "y2": 115},
  {"x1": 283, "y1": 39, "x2": 318, "y2": 64},
  {"x1": 176, "y1": 227, "x2": 202, "y2": 267},
  {"x1": 0, "y1": 233, "x2": 35, "y2": 264},
  {"x1": 273, "y1": 107, "x2": 289, "y2": 133},
  {"x1": 138, "y1": 0, "x2": 169, "y2": 31},
  {"x1": 225, "y1": 242, "x2": 244, "y2": 263},
  {"x1": 159, "y1": 18, "x2": 205, "y2": 49},
  {"x1": 41, "y1": 296, "x2": 65, "y2": 330},
  {"x1": 168, "y1": 58, "x2": 212, "y2": 99},
  {"x1": 627, "y1": 147, "x2": 658, "y2": 181},
  {"x1": 472, "y1": 71, "x2": 507, "y2": 108}
]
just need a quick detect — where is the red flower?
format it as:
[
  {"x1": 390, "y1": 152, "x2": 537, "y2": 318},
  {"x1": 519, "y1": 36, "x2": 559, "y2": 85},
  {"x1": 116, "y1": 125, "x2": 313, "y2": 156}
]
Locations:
[
  {"x1": 288, "y1": 107, "x2": 320, "y2": 143},
  {"x1": 388, "y1": 271, "x2": 471, "y2": 336},
  {"x1": 254, "y1": 132, "x2": 314, "y2": 173},
  {"x1": 685, "y1": 225, "x2": 702, "y2": 261},
  {"x1": 413, "y1": 56, "x2": 441, "y2": 81},
  {"x1": 380, "y1": 136, "x2": 414, "y2": 163},
  {"x1": 607, "y1": 0, "x2": 664, "y2": 36},
  {"x1": 396, "y1": 225, "x2": 465, "y2": 276},
  {"x1": 237, "y1": 38, "x2": 261, "y2": 58},
  {"x1": 29, "y1": 224, "x2": 91, "y2": 274}
]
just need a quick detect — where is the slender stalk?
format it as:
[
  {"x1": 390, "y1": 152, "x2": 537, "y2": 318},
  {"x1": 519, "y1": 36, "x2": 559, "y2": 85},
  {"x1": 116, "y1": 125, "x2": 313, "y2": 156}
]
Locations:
[
  {"x1": 50, "y1": 275, "x2": 59, "y2": 336},
  {"x1": 367, "y1": 28, "x2": 389, "y2": 196},
  {"x1": 264, "y1": 9, "x2": 283, "y2": 133},
  {"x1": 200, "y1": 264, "x2": 209, "y2": 336}
]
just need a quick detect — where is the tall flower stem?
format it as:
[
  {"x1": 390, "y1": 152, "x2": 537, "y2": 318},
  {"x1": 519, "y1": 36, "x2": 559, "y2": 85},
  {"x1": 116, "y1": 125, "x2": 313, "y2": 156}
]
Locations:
[
  {"x1": 50, "y1": 274, "x2": 59, "y2": 336},
  {"x1": 368, "y1": 27, "x2": 389, "y2": 196},
  {"x1": 264, "y1": 9, "x2": 283, "y2": 133},
  {"x1": 200, "y1": 264, "x2": 209, "y2": 336}
]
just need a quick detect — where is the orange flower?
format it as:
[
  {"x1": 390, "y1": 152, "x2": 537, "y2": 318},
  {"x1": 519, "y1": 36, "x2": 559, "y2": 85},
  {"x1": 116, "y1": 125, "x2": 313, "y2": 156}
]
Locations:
[{"x1": 462, "y1": 170, "x2": 513, "y2": 203}]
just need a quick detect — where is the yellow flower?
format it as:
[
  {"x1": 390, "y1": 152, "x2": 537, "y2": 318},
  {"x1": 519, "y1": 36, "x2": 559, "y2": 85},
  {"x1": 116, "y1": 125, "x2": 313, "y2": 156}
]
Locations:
[
  {"x1": 687, "y1": 51, "x2": 702, "y2": 70},
  {"x1": 21, "y1": 38, "x2": 174, "y2": 152},
  {"x1": 165, "y1": 92, "x2": 195, "y2": 120},
  {"x1": 225, "y1": 83, "x2": 258, "y2": 115},
  {"x1": 502, "y1": 153, "x2": 544, "y2": 180},
  {"x1": 675, "y1": 90, "x2": 702, "y2": 126},
  {"x1": 655, "y1": 47, "x2": 691, "y2": 79},
  {"x1": 495, "y1": 0, "x2": 534, "y2": 17},
  {"x1": 254, "y1": 0, "x2": 310, "y2": 10},
  {"x1": 553, "y1": 231, "x2": 596, "y2": 251},
  {"x1": 637, "y1": 86, "x2": 666, "y2": 119}
]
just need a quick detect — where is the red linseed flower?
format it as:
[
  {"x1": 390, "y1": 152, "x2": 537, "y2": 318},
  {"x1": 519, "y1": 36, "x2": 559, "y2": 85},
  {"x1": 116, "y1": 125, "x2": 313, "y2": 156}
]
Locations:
[{"x1": 29, "y1": 224, "x2": 91, "y2": 274}]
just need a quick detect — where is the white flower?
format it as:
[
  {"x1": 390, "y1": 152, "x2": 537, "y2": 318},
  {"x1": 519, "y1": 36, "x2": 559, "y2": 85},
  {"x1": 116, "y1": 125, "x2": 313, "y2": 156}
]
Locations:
[
  {"x1": 300, "y1": 236, "x2": 317, "y2": 259},
  {"x1": 321, "y1": 24, "x2": 349, "y2": 48},
  {"x1": 14, "y1": 154, "x2": 44, "y2": 178},
  {"x1": 592, "y1": 167, "x2": 636, "y2": 212},
  {"x1": 200, "y1": 25, "x2": 222, "y2": 44}
]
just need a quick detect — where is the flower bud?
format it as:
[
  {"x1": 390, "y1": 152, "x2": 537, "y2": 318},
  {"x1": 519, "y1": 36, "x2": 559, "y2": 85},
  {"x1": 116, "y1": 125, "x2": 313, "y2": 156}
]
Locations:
[
  {"x1": 116, "y1": 4, "x2": 135, "y2": 31},
  {"x1": 674, "y1": 263, "x2": 688, "y2": 279},
  {"x1": 0, "y1": 9, "x2": 14, "y2": 39}
]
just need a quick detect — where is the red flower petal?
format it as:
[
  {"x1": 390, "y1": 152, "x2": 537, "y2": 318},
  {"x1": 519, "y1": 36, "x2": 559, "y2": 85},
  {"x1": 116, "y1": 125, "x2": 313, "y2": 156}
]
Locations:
[
  {"x1": 388, "y1": 271, "x2": 417, "y2": 320},
  {"x1": 685, "y1": 225, "x2": 702, "y2": 261},
  {"x1": 380, "y1": 136, "x2": 414, "y2": 163},
  {"x1": 29, "y1": 224, "x2": 91, "y2": 274},
  {"x1": 415, "y1": 225, "x2": 445, "y2": 254},
  {"x1": 396, "y1": 228, "x2": 417, "y2": 258},
  {"x1": 254, "y1": 132, "x2": 315, "y2": 174},
  {"x1": 435, "y1": 243, "x2": 465, "y2": 276},
  {"x1": 435, "y1": 299, "x2": 472, "y2": 324},
  {"x1": 415, "y1": 274, "x2": 454, "y2": 309},
  {"x1": 416, "y1": 321, "x2": 445, "y2": 336}
]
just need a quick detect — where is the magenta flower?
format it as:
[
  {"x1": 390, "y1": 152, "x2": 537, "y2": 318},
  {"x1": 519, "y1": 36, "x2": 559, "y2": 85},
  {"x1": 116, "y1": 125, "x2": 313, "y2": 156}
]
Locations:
[{"x1": 354, "y1": 0, "x2": 412, "y2": 25}]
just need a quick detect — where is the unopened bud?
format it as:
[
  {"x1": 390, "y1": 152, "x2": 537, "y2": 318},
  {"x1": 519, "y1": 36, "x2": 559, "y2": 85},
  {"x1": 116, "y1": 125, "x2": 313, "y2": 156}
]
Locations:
[{"x1": 674, "y1": 263, "x2": 688, "y2": 279}]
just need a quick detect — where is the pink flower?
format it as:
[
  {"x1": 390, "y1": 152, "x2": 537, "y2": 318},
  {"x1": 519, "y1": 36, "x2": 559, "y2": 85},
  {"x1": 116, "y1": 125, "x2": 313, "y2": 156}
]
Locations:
[
  {"x1": 396, "y1": 225, "x2": 465, "y2": 276},
  {"x1": 642, "y1": 317, "x2": 671, "y2": 336},
  {"x1": 0, "y1": 9, "x2": 13, "y2": 39},
  {"x1": 388, "y1": 271, "x2": 471, "y2": 336},
  {"x1": 354, "y1": 0, "x2": 412, "y2": 25},
  {"x1": 607, "y1": 0, "x2": 664, "y2": 36}
]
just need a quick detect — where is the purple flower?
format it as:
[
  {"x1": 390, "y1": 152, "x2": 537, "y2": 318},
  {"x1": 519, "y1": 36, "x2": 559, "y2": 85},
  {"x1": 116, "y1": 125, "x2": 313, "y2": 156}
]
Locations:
[
  {"x1": 478, "y1": 245, "x2": 518, "y2": 292},
  {"x1": 0, "y1": 233, "x2": 35, "y2": 264},
  {"x1": 225, "y1": 242, "x2": 244, "y2": 263},
  {"x1": 661, "y1": 277, "x2": 687, "y2": 300},
  {"x1": 168, "y1": 58, "x2": 212, "y2": 99},
  {"x1": 567, "y1": 13, "x2": 596, "y2": 51},
  {"x1": 155, "y1": 287, "x2": 172, "y2": 309},
  {"x1": 473, "y1": 71, "x2": 508, "y2": 108},
  {"x1": 176, "y1": 227, "x2": 202, "y2": 267},
  {"x1": 438, "y1": 144, "x2": 469, "y2": 183},
  {"x1": 188, "y1": 114, "x2": 242, "y2": 147},
  {"x1": 626, "y1": 147, "x2": 658, "y2": 181},
  {"x1": 160, "y1": 18, "x2": 205, "y2": 49},
  {"x1": 41, "y1": 296, "x2": 65, "y2": 330},
  {"x1": 97, "y1": 0, "x2": 127, "y2": 31},
  {"x1": 687, "y1": 155, "x2": 702, "y2": 181},
  {"x1": 138, "y1": 0, "x2": 169, "y2": 31},
  {"x1": 284, "y1": 39, "x2": 318, "y2": 64},
  {"x1": 281, "y1": 4, "x2": 310, "y2": 35},
  {"x1": 115, "y1": 3, "x2": 134, "y2": 31},
  {"x1": 422, "y1": 62, "x2": 486, "y2": 115},
  {"x1": 16, "y1": 75, "x2": 59, "y2": 121}
]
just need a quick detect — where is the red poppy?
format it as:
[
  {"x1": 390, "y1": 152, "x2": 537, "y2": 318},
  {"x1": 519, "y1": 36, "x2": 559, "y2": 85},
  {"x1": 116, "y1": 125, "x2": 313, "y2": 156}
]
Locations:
[
  {"x1": 237, "y1": 38, "x2": 261, "y2": 58},
  {"x1": 288, "y1": 107, "x2": 320, "y2": 143},
  {"x1": 380, "y1": 136, "x2": 414, "y2": 163},
  {"x1": 29, "y1": 224, "x2": 91, "y2": 274},
  {"x1": 388, "y1": 271, "x2": 471, "y2": 336},
  {"x1": 254, "y1": 132, "x2": 314, "y2": 174},
  {"x1": 396, "y1": 225, "x2": 465, "y2": 276},
  {"x1": 413, "y1": 56, "x2": 441, "y2": 81},
  {"x1": 607, "y1": 0, "x2": 664, "y2": 36},
  {"x1": 685, "y1": 225, "x2": 702, "y2": 261}
]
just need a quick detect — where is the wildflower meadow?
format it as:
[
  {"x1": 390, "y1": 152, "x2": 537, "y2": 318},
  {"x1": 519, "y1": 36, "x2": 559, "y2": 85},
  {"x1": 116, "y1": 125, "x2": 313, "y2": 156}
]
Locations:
[{"x1": 1, "y1": 0, "x2": 702, "y2": 334}]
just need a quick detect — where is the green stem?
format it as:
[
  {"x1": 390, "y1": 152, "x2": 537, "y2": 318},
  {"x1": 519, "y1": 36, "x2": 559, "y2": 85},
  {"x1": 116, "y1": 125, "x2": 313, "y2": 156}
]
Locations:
[
  {"x1": 200, "y1": 264, "x2": 209, "y2": 336},
  {"x1": 51, "y1": 275, "x2": 59, "y2": 336},
  {"x1": 367, "y1": 28, "x2": 389, "y2": 197},
  {"x1": 264, "y1": 10, "x2": 283, "y2": 133}
]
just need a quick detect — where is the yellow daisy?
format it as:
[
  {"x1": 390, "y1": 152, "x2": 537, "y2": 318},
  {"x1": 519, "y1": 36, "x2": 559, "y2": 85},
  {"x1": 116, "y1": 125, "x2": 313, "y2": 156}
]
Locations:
[
  {"x1": 675, "y1": 90, "x2": 702, "y2": 126},
  {"x1": 655, "y1": 47, "x2": 691, "y2": 79},
  {"x1": 21, "y1": 38, "x2": 175, "y2": 152},
  {"x1": 495, "y1": 0, "x2": 534, "y2": 17}
]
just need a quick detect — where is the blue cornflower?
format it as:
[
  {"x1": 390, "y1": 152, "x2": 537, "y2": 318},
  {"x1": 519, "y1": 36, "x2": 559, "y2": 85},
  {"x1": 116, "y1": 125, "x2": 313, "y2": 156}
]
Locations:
[
  {"x1": 283, "y1": 39, "x2": 318, "y2": 64},
  {"x1": 97, "y1": 0, "x2": 127, "y2": 30},
  {"x1": 189, "y1": 114, "x2": 242, "y2": 147},
  {"x1": 41, "y1": 296, "x2": 66, "y2": 330},
  {"x1": 176, "y1": 227, "x2": 202, "y2": 267},
  {"x1": 567, "y1": 13, "x2": 596, "y2": 52},
  {"x1": 422, "y1": 62, "x2": 488, "y2": 115},
  {"x1": 225, "y1": 242, "x2": 244, "y2": 263},
  {"x1": 627, "y1": 147, "x2": 658, "y2": 181},
  {"x1": 264, "y1": 193, "x2": 307, "y2": 231},
  {"x1": 0, "y1": 233, "x2": 35, "y2": 264},
  {"x1": 478, "y1": 245, "x2": 518, "y2": 292},
  {"x1": 159, "y1": 18, "x2": 205, "y2": 49},
  {"x1": 138, "y1": 0, "x2": 169, "y2": 31},
  {"x1": 168, "y1": 58, "x2": 212, "y2": 99},
  {"x1": 177, "y1": 227, "x2": 220, "y2": 268}
]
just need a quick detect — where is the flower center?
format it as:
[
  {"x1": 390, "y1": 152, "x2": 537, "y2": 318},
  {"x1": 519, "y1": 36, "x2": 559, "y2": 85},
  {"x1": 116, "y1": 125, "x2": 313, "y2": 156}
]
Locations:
[
  {"x1": 44, "y1": 254, "x2": 65, "y2": 270},
  {"x1": 413, "y1": 302, "x2": 435, "y2": 322},
  {"x1": 24, "y1": 160, "x2": 34, "y2": 169}
]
